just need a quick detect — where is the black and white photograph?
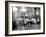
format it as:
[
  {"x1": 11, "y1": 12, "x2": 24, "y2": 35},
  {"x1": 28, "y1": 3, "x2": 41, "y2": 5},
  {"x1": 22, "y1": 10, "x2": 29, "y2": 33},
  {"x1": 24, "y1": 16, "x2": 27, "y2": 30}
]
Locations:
[
  {"x1": 12, "y1": 6, "x2": 40, "y2": 30},
  {"x1": 5, "y1": 1, "x2": 45, "y2": 36}
]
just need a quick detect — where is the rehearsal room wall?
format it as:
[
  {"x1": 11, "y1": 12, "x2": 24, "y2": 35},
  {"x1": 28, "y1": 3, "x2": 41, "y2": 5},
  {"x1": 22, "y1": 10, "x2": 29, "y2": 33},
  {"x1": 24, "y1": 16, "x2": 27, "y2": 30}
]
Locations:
[{"x1": 0, "y1": 0, "x2": 46, "y2": 37}]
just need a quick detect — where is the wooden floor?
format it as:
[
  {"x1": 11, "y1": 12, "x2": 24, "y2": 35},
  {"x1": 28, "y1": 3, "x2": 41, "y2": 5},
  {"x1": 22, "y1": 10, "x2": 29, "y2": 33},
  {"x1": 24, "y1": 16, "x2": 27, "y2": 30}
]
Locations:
[{"x1": 14, "y1": 24, "x2": 40, "y2": 30}]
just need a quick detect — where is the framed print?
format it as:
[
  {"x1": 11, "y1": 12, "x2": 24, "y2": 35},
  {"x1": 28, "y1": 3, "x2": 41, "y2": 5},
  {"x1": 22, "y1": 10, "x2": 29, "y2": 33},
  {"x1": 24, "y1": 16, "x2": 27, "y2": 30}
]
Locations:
[{"x1": 5, "y1": 1, "x2": 45, "y2": 36}]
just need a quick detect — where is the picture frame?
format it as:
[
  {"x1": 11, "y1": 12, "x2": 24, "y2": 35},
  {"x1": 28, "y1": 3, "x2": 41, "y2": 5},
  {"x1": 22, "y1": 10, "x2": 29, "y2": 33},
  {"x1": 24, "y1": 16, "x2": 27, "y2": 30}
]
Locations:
[{"x1": 5, "y1": 1, "x2": 45, "y2": 36}]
